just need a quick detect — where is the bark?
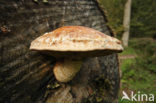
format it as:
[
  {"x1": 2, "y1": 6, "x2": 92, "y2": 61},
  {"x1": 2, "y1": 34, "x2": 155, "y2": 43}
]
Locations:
[
  {"x1": 0, "y1": 0, "x2": 120, "y2": 103},
  {"x1": 122, "y1": 0, "x2": 132, "y2": 47}
]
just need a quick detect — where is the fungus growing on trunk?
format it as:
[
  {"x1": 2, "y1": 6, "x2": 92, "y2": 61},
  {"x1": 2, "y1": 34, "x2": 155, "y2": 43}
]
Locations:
[{"x1": 30, "y1": 26, "x2": 123, "y2": 82}]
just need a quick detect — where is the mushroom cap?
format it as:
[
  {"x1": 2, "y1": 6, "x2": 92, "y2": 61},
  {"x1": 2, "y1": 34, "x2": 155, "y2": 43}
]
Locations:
[{"x1": 30, "y1": 26, "x2": 123, "y2": 59}]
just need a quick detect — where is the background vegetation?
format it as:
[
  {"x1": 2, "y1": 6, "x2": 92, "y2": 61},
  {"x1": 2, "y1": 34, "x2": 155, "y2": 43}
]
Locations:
[
  {"x1": 99, "y1": 0, "x2": 156, "y2": 102},
  {"x1": 99, "y1": 0, "x2": 156, "y2": 38}
]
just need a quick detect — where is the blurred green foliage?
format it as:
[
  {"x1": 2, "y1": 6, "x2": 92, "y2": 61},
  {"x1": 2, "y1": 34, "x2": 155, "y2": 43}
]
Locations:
[
  {"x1": 131, "y1": 0, "x2": 156, "y2": 37},
  {"x1": 99, "y1": 0, "x2": 126, "y2": 36},
  {"x1": 99, "y1": 0, "x2": 156, "y2": 38},
  {"x1": 98, "y1": 1, "x2": 156, "y2": 102},
  {"x1": 119, "y1": 46, "x2": 136, "y2": 56},
  {"x1": 129, "y1": 38, "x2": 156, "y2": 72},
  {"x1": 119, "y1": 38, "x2": 156, "y2": 102}
]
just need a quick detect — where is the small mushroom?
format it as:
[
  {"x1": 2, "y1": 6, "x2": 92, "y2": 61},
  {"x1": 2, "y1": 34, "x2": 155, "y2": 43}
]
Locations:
[{"x1": 30, "y1": 26, "x2": 123, "y2": 82}]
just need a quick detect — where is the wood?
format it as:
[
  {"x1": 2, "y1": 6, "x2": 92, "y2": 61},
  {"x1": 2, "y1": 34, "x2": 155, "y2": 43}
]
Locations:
[
  {"x1": 122, "y1": 0, "x2": 132, "y2": 47},
  {"x1": 0, "y1": 0, "x2": 120, "y2": 103}
]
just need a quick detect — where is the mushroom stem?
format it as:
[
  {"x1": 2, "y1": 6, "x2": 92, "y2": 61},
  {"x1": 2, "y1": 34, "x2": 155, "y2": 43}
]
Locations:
[{"x1": 53, "y1": 59, "x2": 82, "y2": 82}]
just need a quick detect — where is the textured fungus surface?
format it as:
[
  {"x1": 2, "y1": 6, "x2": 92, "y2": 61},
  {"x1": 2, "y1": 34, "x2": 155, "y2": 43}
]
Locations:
[
  {"x1": 0, "y1": 0, "x2": 120, "y2": 103},
  {"x1": 30, "y1": 26, "x2": 123, "y2": 59},
  {"x1": 30, "y1": 26, "x2": 122, "y2": 52}
]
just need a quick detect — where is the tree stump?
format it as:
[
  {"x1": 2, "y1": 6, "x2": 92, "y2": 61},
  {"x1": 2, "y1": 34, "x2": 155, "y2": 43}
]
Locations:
[{"x1": 0, "y1": 0, "x2": 120, "y2": 103}]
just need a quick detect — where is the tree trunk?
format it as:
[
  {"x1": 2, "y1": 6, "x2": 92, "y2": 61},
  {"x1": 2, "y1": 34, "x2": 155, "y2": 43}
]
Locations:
[
  {"x1": 0, "y1": 0, "x2": 120, "y2": 103},
  {"x1": 122, "y1": 0, "x2": 132, "y2": 47}
]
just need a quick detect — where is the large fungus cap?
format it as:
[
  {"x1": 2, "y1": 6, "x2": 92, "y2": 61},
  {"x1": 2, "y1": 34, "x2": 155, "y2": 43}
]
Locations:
[{"x1": 30, "y1": 26, "x2": 123, "y2": 59}]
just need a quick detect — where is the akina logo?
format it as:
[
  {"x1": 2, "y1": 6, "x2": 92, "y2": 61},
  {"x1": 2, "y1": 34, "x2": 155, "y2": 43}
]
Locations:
[{"x1": 121, "y1": 91, "x2": 155, "y2": 102}]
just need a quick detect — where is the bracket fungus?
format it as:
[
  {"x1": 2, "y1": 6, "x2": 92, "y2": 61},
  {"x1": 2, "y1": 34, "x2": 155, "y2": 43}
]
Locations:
[{"x1": 30, "y1": 26, "x2": 123, "y2": 82}]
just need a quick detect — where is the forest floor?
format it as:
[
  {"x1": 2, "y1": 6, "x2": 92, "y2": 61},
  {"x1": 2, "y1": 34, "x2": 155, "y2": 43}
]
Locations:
[{"x1": 118, "y1": 38, "x2": 156, "y2": 103}]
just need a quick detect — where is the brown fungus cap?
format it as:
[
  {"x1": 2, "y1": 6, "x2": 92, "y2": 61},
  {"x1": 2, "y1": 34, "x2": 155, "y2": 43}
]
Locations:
[{"x1": 30, "y1": 26, "x2": 123, "y2": 59}]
